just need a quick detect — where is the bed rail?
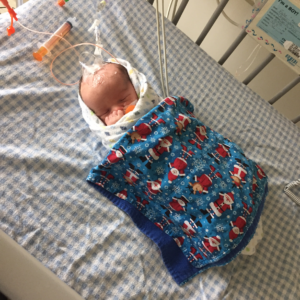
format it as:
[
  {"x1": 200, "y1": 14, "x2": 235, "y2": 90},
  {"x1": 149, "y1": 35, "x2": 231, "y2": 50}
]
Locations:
[
  {"x1": 195, "y1": 0, "x2": 229, "y2": 46},
  {"x1": 171, "y1": 0, "x2": 189, "y2": 26},
  {"x1": 148, "y1": 0, "x2": 300, "y2": 125}
]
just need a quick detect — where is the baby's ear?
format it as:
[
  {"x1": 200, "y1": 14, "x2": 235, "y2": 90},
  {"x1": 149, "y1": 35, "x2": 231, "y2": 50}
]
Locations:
[{"x1": 78, "y1": 76, "x2": 83, "y2": 95}]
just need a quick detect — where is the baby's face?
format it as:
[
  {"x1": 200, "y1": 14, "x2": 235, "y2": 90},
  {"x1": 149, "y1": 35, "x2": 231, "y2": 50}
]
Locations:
[{"x1": 80, "y1": 64, "x2": 138, "y2": 125}]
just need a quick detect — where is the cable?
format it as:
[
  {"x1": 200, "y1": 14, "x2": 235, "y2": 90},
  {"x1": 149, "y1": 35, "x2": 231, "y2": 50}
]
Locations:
[
  {"x1": 171, "y1": 0, "x2": 178, "y2": 21},
  {"x1": 235, "y1": 44, "x2": 261, "y2": 78},
  {"x1": 50, "y1": 43, "x2": 118, "y2": 86},
  {"x1": 216, "y1": 0, "x2": 240, "y2": 27},
  {"x1": 17, "y1": 20, "x2": 77, "y2": 51},
  {"x1": 155, "y1": 0, "x2": 166, "y2": 98},
  {"x1": 161, "y1": 0, "x2": 169, "y2": 96},
  {"x1": 16, "y1": 21, "x2": 118, "y2": 86},
  {"x1": 166, "y1": 0, "x2": 175, "y2": 19},
  {"x1": 284, "y1": 179, "x2": 300, "y2": 206}
]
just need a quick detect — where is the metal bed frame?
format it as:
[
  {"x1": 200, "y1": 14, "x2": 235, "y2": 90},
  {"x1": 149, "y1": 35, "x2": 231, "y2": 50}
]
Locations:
[{"x1": 148, "y1": 0, "x2": 300, "y2": 124}]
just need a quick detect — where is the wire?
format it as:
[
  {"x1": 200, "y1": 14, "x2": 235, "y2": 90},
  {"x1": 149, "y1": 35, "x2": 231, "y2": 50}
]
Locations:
[
  {"x1": 161, "y1": 0, "x2": 169, "y2": 96},
  {"x1": 10, "y1": 14, "x2": 13, "y2": 27},
  {"x1": 171, "y1": 0, "x2": 178, "y2": 21},
  {"x1": 155, "y1": 0, "x2": 166, "y2": 98},
  {"x1": 50, "y1": 43, "x2": 118, "y2": 86},
  {"x1": 166, "y1": 0, "x2": 175, "y2": 19},
  {"x1": 16, "y1": 20, "x2": 118, "y2": 86},
  {"x1": 216, "y1": 0, "x2": 240, "y2": 27},
  {"x1": 17, "y1": 20, "x2": 75, "y2": 50},
  {"x1": 235, "y1": 44, "x2": 261, "y2": 78},
  {"x1": 284, "y1": 179, "x2": 300, "y2": 206}
]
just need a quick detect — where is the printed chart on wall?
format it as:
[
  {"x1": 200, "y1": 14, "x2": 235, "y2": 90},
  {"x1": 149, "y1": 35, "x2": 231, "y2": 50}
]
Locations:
[{"x1": 247, "y1": 0, "x2": 300, "y2": 74}]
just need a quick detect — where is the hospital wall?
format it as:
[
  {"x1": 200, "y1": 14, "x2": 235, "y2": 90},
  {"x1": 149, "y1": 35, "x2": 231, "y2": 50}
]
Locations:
[{"x1": 153, "y1": 0, "x2": 300, "y2": 128}]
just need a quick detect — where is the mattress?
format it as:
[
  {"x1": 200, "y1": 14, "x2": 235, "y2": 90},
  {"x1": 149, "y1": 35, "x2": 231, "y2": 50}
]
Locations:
[{"x1": 0, "y1": 0, "x2": 299, "y2": 299}]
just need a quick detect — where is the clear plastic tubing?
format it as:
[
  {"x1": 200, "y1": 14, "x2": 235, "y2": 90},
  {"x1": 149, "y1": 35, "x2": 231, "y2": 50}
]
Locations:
[{"x1": 33, "y1": 21, "x2": 73, "y2": 61}]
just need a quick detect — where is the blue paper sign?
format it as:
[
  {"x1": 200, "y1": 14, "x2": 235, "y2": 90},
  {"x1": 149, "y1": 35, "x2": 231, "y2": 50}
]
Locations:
[{"x1": 257, "y1": 0, "x2": 300, "y2": 48}]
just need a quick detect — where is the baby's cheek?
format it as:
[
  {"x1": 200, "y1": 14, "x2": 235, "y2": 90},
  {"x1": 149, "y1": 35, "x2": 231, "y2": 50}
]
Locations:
[
  {"x1": 105, "y1": 110, "x2": 125, "y2": 125},
  {"x1": 117, "y1": 109, "x2": 125, "y2": 116}
]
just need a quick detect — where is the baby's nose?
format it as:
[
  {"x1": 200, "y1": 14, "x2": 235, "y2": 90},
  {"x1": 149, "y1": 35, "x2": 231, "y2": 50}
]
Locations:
[{"x1": 111, "y1": 105, "x2": 125, "y2": 112}]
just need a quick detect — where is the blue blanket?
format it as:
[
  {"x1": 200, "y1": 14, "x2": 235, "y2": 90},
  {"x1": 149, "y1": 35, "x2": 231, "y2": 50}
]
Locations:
[{"x1": 87, "y1": 96, "x2": 268, "y2": 285}]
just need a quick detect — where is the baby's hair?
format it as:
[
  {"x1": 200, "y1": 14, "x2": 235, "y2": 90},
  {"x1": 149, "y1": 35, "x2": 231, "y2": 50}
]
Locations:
[
  {"x1": 110, "y1": 63, "x2": 132, "y2": 84},
  {"x1": 79, "y1": 62, "x2": 132, "y2": 99}
]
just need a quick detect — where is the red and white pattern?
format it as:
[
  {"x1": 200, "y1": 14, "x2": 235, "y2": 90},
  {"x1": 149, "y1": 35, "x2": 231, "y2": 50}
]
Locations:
[
  {"x1": 123, "y1": 168, "x2": 140, "y2": 186},
  {"x1": 181, "y1": 215, "x2": 202, "y2": 238},
  {"x1": 164, "y1": 96, "x2": 177, "y2": 106},
  {"x1": 202, "y1": 236, "x2": 221, "y2": 254},
  {"x1": 148, "y1": 136, "x2": 173, "y2": 160},
  {"x1": 208, "y1": 143, "x2": 231, "y2": 163},
  {"x1": 229, "y1": 202, "x2": 253, "y2": 242},
  {"x1": 229, "y1": 216, "x2": 247, "y2": 242},
  {"x1": 230, "y1": 164, "x2": 247, "y2": 188},
  {"x1": 101, "y1": 146, "x2": 127, "y2": 168},
  {"x1": 256, "y1": 164, "x2": 266, "y2": 180},
  {"x1": 158, "y1": 97, "x2": 177, "y2": 112},
  {"x1": 92, "y1": 95, "x2": 267, "y2": 269},
  {"x1": 175, "y1": 114, "x2": 191, "y2": 135},
  {"x1": 168, "y1": 196, "x2": 189, "y2": 212},
  {"x1": 154, "y1": 216, "x2": 173, "y2": 230},
  {"x1": 242, "y1": 201, "x2": 253, "y2": 216},
  {"x1": 198, "y1": 236, "x2": 221, "y2": 257},
  {"x1": 136, "y1": 196, "x2": 149, "y2": 211},
  {"x1": 208, "y1": 192, "x2": 235, "y2": 217},
  {"x1": 129, "y1": 113, "x2": 166, "y2": 143},
  {"x1": 181, "y1": 220, "x2": 197, "y2": 238},
  {"x1": 252, "y1": 176, "x2": 258, "y2": 191},
  {"x1": 115, "y1": 189, "x2": 128, "y2": 200},
  {"x1": 188, "y1": 246, "x2": 203, "y2": 262},
  {"x1": 174, "y1": 236, "x2": 185, "y2": 247},
  {"x1": 193, "y1": 165, "x2": 222, "y2": 194},
  {"x1": 188, "y1": 125, "x2": 208, "y2": 149},
  {"x1": 144, "y1": 179, "x2": 162, "y2": 200},
  {"x1": 95, "y1": 171, "x2": 115, "y2": 188},
  {"x1": 179, "y1": 96, "x2": 189, "y2": 107},
  {"x1": 168, "y1": 144, "x2": 194, "y2": 183}
]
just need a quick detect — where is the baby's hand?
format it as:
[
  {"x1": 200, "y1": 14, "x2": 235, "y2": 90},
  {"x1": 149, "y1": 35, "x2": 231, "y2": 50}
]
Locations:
[{"x1": 104, "y1": 109, "x2": 125, "y2": 125}]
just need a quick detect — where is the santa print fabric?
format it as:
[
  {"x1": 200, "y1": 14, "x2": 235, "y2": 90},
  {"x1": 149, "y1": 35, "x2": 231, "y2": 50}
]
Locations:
[{"x1": 87, "y1": 96, "x2": 268, "y2": 285}]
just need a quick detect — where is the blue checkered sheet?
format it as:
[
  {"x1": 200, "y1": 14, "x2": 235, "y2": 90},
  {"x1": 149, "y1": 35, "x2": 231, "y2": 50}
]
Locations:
[{"x1": 0, "y1": 0, "x2": 299, "y2": 299}]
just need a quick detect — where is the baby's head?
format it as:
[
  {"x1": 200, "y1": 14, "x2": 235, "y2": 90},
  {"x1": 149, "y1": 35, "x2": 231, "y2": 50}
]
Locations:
[{"x1": 79, "y1": 63, "x2": 138, "y2": 126}]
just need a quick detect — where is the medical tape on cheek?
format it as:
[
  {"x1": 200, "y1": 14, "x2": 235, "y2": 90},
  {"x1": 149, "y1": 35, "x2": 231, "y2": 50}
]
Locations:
[{"x1": 124, "y1": 100, "x2": 138, "y2": 114}]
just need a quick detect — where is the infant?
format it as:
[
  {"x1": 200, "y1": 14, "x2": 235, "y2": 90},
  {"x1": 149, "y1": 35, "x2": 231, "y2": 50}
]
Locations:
[
  {"x1": 78, "y1": 58, "x2": 162, "y2": 152},
  {"x1": 79, "y1": 59, "x2": 264, "y2": 257},
  {"x1": 79, "y1": 63, "x2": 138, "y2": 126}
]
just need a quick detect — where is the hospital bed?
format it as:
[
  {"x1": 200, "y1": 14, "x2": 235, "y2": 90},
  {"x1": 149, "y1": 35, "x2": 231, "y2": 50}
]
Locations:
[{"x1": 0, "y1": 0, "x2": 299, "y2": 299}]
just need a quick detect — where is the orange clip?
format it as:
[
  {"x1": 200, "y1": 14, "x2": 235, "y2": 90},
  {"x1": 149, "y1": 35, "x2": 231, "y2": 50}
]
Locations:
[
  {"x1": 125, "y1": 105, "x2": 136, "y2": 114},
  {"x1": 0, "y1": 0, "x2": 18, "y2": 36},
  {"x1": 57, "y1": 0, "x2": 65, "y2": 6}
]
